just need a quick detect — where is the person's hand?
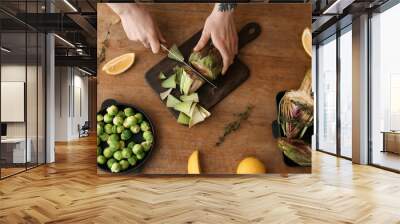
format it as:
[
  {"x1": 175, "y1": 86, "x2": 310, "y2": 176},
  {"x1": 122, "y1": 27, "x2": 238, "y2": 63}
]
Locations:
[
  {"x1": 108, "y1": 4, "x2": 165, "y2": 53},
  {"x1": 194, "y1": 4, "x2": 238, "y2": 74}
]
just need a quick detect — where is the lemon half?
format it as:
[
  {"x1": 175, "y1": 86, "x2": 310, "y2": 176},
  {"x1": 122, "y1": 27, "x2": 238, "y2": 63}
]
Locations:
[
  {"x1": 102, "y1": 53, "x2": 135, "y2": 75},
  {"x1": 236, "y1": 157, "x2": 266, "y2": 174},
  {"x1": 302, "y1": 28, "x2": 312, "y2": 58}
]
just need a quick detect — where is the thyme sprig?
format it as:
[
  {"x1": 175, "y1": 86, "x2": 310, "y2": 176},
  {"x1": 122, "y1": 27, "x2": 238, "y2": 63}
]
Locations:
[
  {"x1": 216, "y1": 105, "x2": 254, "y2": 147},
  {"x1": 98, "y1": 23, "x2": 112, "y2": 65}
]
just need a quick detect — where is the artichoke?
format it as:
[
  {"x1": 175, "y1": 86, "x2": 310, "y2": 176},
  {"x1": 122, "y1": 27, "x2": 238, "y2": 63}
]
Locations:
[
  {"x1": 277, "y1": 138, "x2": 311, "y2": 166},
  {"x1": 189, "y1": 44, "x2": 223, "y2": 80},
  {"x1": 278, "y1": 69, "x2": 313, "y2": 139}
]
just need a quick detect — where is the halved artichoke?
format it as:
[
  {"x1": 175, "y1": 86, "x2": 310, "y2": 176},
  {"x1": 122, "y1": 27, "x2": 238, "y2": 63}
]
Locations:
[
  {"x1": 277, "y1": 138, "x2": 311, "y2": 167},
  {"x1": 189, "y1": 44, "x2": 223, "y2": 80}
]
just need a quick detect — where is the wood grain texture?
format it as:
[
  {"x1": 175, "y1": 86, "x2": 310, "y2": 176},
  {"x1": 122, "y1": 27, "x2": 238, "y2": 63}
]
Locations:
[
  {"x1": 97, "y1": 3, "x2": 312, "y2": 174},
  {"x1": 1, "y1": 136, "x2": 400, "y2": 223}
]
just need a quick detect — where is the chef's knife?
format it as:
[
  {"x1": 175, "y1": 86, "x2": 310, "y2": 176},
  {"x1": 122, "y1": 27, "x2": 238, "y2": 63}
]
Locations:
[{"x1": 161, "y1": 44, "x2": 218, "y2": 89}]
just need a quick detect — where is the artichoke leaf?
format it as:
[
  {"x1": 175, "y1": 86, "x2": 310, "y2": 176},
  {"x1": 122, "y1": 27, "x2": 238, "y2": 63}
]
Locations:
[
  {"x1": 173, "y1": 101, "x2": 194, "y2": 116},
  {"x1": 180, "y1": 93, "x2": 199, "y2": 103},
  {"x1": 159, "y1": 72, "x2": 167, "y2": 80},
  {"x1": 161, "y1": 74, "x2": 176, "y2": 89},
  {"x1": 168, "y1": 44, "x2": 184, "y2": 62},
  {"x1": 160, "y1": 88, "x2": 173, "y2": 101},
  {"x1": 189, "y1": 106, "x2": 205, "y2": 128},
  {"x1": 177, "y1": 112, "x2": 190, "y2": 125},
  {"x1": 166, "y1": 94, "x2": 181, "y2": 108}
]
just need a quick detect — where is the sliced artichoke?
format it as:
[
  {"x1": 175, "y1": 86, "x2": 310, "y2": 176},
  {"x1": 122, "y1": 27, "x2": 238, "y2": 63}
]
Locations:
[
  {"x1": 177, "y1": 112, "x2": 190, "y2": 125},
  {"x1": 168, "y1": 44, "x2": 184, "y2": 62},
  {"x1": 173, "y1": 101, "x2": 194, "y2": 116},
  {"x1": 189, "y1": 106, "x2": 205, "y2": 128},
  {"x1": 161, "y1": 74, "x2": 176, "y2": 89},
  {"x1": 180, "y1": 93, "x2": 199, "y2": 103},
  {"x1": 166, "y1": 94, "x2": 181, "y2": 108},
  {"x1": 159, "y1": 72, "x2": 166, "y2": 80},
  {"x1": 160, "y1": 88, "x2": 172, "y2": 101}
]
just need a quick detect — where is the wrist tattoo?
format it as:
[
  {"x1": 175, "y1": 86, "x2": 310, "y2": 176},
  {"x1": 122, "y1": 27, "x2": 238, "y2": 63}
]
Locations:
[{"x1": 218, "y1": 3, "x2": 237, "y2": 12}]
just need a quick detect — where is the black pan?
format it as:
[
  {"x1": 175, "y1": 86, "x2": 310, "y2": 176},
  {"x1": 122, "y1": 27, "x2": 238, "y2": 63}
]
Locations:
[{"x1": 97, "y1": 99, "x2": 156, "y2": 174}]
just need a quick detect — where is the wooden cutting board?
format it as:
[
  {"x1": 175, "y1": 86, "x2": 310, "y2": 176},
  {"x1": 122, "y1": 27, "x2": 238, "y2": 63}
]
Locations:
[{"x1": 145, "y1": 22, "x2": 261, "y2": 118}]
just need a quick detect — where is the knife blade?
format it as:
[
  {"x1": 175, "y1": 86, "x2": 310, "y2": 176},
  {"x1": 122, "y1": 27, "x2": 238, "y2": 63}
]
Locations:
[{"x1": 161, "y1": 44, "x2": 217, "y2": 88}]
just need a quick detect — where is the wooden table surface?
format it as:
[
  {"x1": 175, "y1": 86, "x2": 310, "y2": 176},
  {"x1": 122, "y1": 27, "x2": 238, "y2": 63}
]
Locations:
[{"x1": 97, "y1": 3, "x2": 312, "y2": 174}]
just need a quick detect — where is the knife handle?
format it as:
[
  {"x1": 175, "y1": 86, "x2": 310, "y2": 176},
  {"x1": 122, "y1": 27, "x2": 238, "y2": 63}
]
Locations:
[{"x1": 238, "y1": 22, "x2": 261, "y2": 50}]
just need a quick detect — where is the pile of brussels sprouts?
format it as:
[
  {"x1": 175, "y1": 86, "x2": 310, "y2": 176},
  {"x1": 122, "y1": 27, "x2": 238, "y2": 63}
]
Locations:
[{"x1": 97, "y1": 105, "x2": 154, "y2": 173}]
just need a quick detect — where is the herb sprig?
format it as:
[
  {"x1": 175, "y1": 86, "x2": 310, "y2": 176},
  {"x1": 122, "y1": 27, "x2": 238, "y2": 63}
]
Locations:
[
  {"x1": 98, "y1": 24, "x2": 111, "y2": 65},
  {"x1": 216, "y1": 105, "x2": 254, "y2": 147}
]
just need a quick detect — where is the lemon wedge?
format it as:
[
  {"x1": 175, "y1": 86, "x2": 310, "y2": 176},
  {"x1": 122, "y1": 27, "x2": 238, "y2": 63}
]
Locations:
[
  {"x1": 102, "y1": 53, "x2": 135, "y2": 75},
  {"x1": 236, "y1": 157, "x2": 266, "y2": 174},
  {"x1": 302, "y1": 28, "x2": 312, "y2": 58},
  {"x1": 188, "y1": 150, "x2": 201, "y2": 174}
]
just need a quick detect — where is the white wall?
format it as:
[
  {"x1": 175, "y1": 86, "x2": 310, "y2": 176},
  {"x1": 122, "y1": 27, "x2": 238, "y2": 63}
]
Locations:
[{"x1": 54, "y1": 67, "x2": 89, "y2": 141}]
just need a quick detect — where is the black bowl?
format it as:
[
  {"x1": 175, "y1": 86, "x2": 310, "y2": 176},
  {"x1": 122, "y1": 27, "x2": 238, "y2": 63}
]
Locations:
[{"x1": 97, "y1": 99, "x2": 156, "y2": 174}]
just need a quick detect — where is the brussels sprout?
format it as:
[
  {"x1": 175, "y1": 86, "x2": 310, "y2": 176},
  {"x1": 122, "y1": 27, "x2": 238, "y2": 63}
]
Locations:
[
  {"x1": 99, "y1": 133, "x2": 109, "y2": 142},
  {"x1": 136, "y1": 152, "x2": 145, "y2": 160},
  {"x1": 97, "y1": 137, "x2": 100, "y2": 146},
  {"x1": 97, "y1": 114, "x2": 104, "y2": 122},
  {"x1": 108, "y1": 140, "x2": 120, "y2": 150},
  {"x1": 104, "y1": 124, "x2": 113, "y2": 134},
  {"x1": 141, "y1": 141, "x2": 152, "y2": 151},
  {"x1": 130, "y1": 125, "x2": 140, "y2": 134},
  {"x1": 121, "y1": 129, "x2": 132, "y2": 141},
  {"x1": 103, "y1": 147, "x2": 113, "y2": 158},
  {"x1": 107, "y1": 158, "x2": 116, "y2": 169},
  {"x1": 123, "y1": 119, "x2": 129, "y2": 128},
  {"x1": 119, "y1": 140, "x2": 125, "y2": 149},
  {"x1": 116, "y1": 125, "x2": 125, "y2": 134},
  {"x1": 111, "y1": 125, "x2": 118, "y2": 134},
  {"x1": 127, "y1": 141, "x2": 135, "y2": 149},
  {"x1": 140, "y1": 121, "x2": 150, "y2": 132},
  {"x1": 106, "y1": 105, "x2": 118, "y2": 116},
  {"x1": 142, "y1": 131, "x2": 154, "y2": 142},
  {"x1": 113, "y1": 151, "x2": 123, "y2": 161},
  {"x1": 134, "y1": 113, "x2": 144, "y2": 123},
  {"x1": 104, "y1": 114, "x2": 113, "y2": 123},
  {"x1": 113, "y1": 116, "x2": 124, "y2": 126},
  {"x1": 125, "y1": 116, "x2": 137, "y2": 127},
  {"x1": 124, "y1": 107, "x2": 135, "y2": 117},
  {"x1": 97, "y1": 155, "x2": 106, "y2": 164},
  {"x1": 109, "y1": 146, "x2": 118, "y2": 153},
  {"x1": 111, "y1": 162, "x2": 121, "y2": 173},
  {"x1": 132, "y1": 144, "x2": 143, "y2": 155},
  {"x1": 117, "y1": 111, "x2": 126, "y2": 119},
  {"x1": 119, "y1": 160, "x2": 130, "y2": 170},
  {"x1": 109, "y1": 133, "x2": 120, "y2": 142},
  {"x1": 127, "y1": 156, "x2": 137, "y2": 166},
  {"x1": 97, "y1": 146, "x2": 102, "y2": 155},
  {"x1": 121, "y1": 147, "x2": 132, "y2": 159},
  {"x1": 97, "y1": 124, "x2": 104, "y2": 136}
]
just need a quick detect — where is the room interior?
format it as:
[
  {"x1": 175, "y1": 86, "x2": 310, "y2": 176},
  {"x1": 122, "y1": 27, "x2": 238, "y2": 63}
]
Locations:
[
  {"x1": 0, "y1": 0, "x2": 399, "y2": 222},
  {"x1": 312, "y1": 0, "x2": 400, "y2": 172}
]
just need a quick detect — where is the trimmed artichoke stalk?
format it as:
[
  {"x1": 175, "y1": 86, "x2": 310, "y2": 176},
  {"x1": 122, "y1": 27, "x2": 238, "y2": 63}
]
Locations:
[
  {"x1": 189, "y1": 44, "x2": 223, "y2": 80},
  {"x1": 277, "y1": 138, "x2": 311, "y2": 166},
  {"x1": 278, "y1": 69, "x2": 314, "y2": 139}
]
